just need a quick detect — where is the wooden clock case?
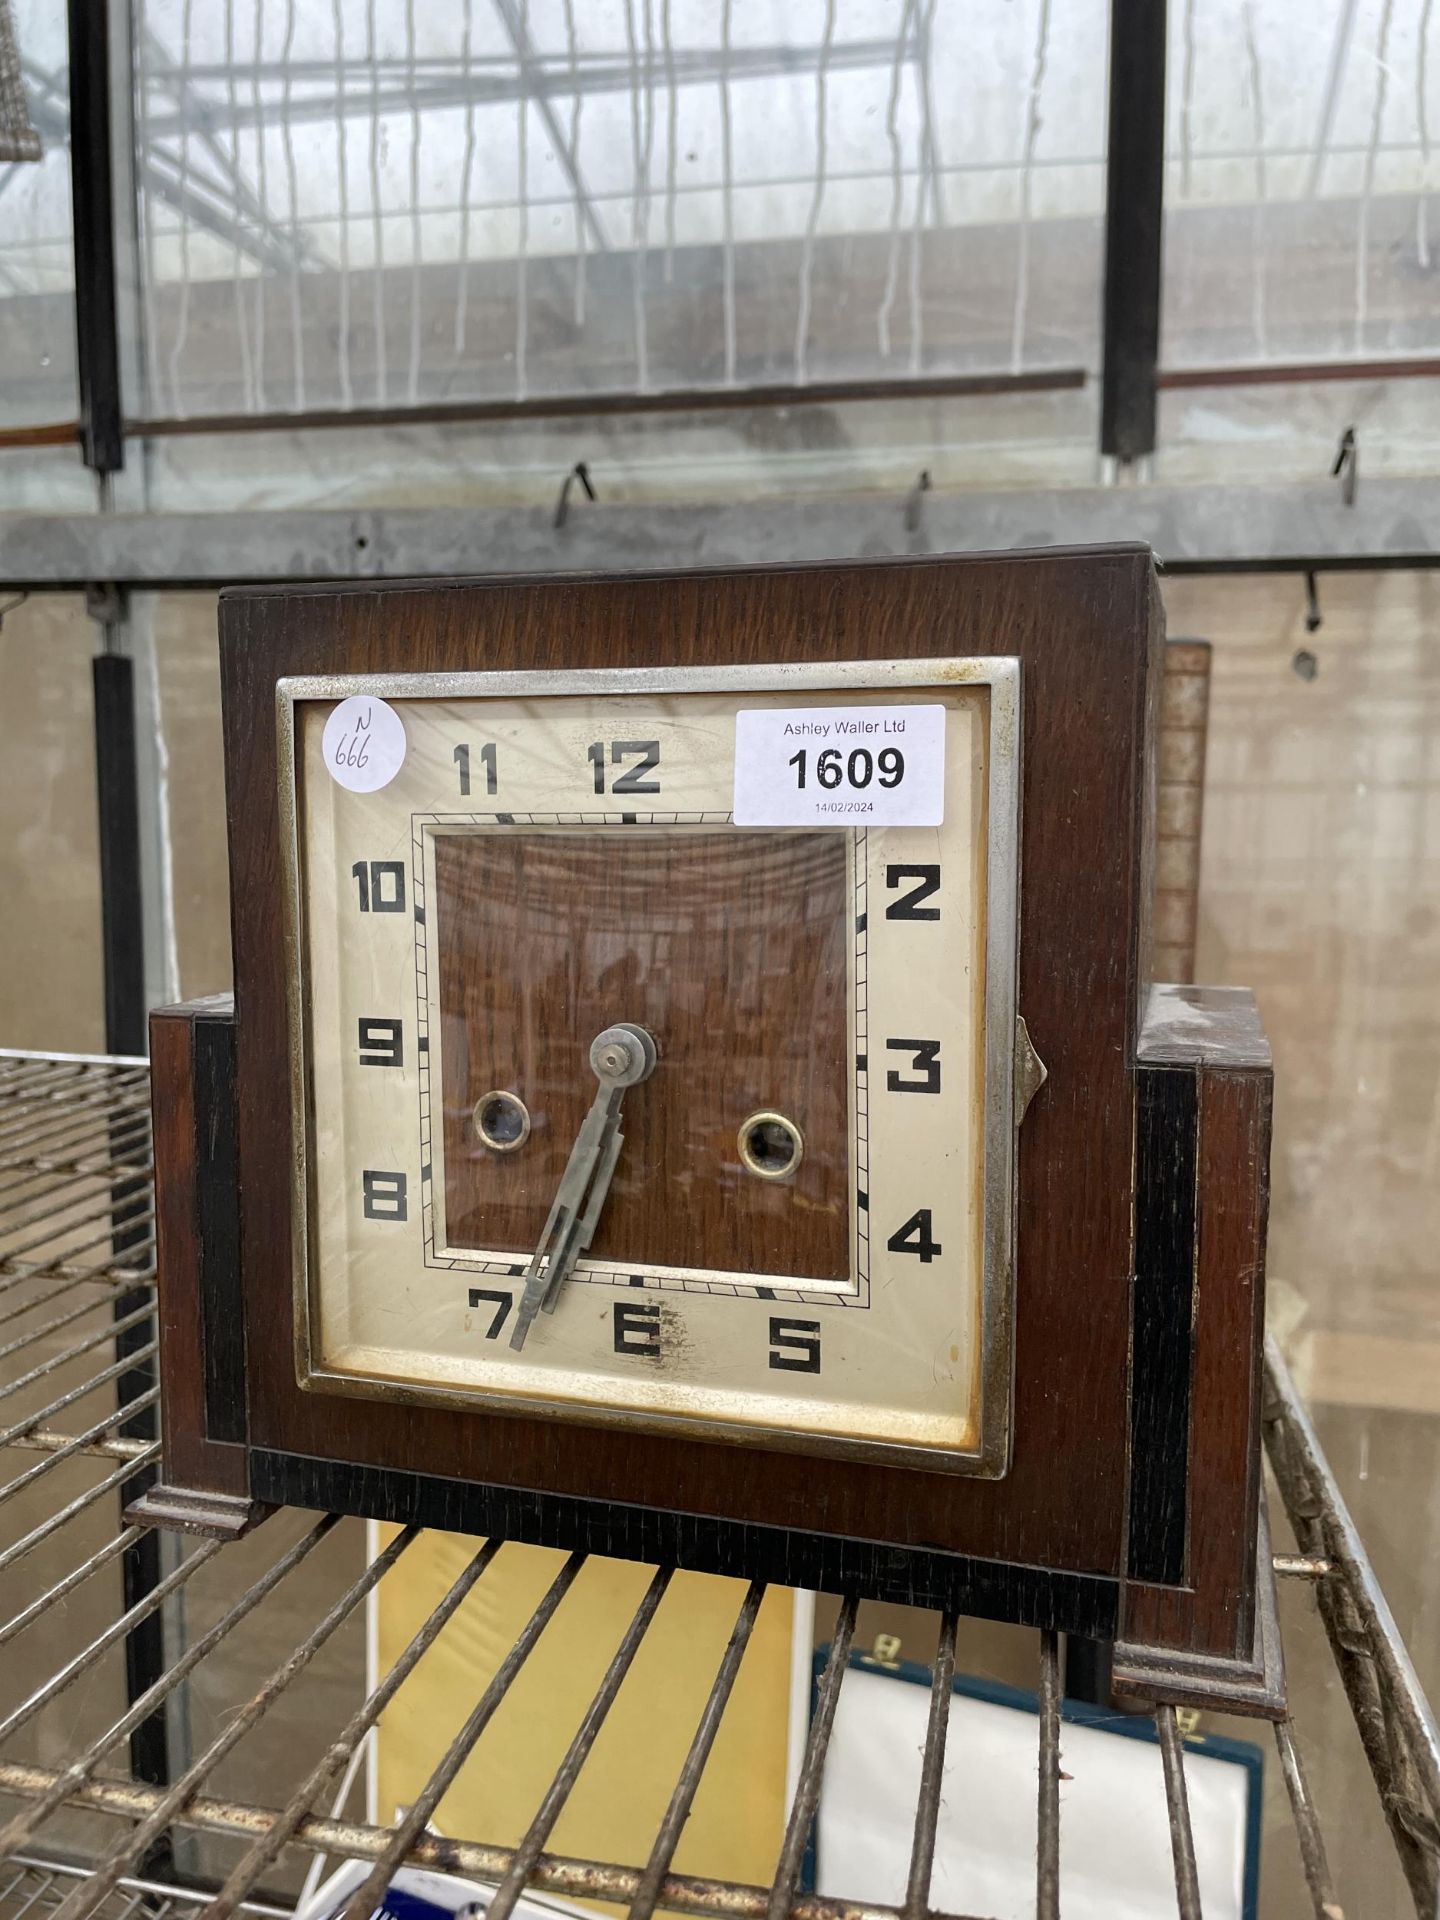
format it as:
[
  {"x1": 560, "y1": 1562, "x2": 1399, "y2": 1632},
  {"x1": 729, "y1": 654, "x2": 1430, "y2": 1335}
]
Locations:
[{"x1": 137, "y1": 547, "x2": 1278, "y2": 1714}]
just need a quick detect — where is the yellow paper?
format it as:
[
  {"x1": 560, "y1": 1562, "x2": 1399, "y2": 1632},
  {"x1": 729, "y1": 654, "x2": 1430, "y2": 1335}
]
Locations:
[{"x1": 372, "y1": 1530, "x2": 798, "y2": 1905}]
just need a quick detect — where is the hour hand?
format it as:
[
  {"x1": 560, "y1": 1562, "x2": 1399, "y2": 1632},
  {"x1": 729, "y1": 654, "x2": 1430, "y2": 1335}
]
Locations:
[{"x1": 509, "y1": 1023, "x2": 656, "y2": 1352}]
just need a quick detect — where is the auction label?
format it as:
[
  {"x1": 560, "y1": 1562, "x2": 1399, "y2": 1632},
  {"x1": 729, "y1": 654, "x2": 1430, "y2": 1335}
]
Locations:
[
  {"x1": 322, "y1": 694, "x2": 407, "y2": 793},
  {"x1": 733, "y1": 704, "x2": 946, "y2": 826}
]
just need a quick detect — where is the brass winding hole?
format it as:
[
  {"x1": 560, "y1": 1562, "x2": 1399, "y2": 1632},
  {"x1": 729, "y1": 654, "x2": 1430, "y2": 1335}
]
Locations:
[
  {"x1": 738, "y1": 1110, "x2": 804, "y2": 1181},
  {"x1": 474, "y1": 1090, "x2": 531, "y2": 1153}
]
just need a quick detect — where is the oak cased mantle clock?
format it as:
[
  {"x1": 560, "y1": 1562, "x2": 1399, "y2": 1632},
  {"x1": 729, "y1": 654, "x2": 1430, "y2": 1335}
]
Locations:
[{"x1": 139, "y1": 548, "x2": 1277, "y2": 1715}]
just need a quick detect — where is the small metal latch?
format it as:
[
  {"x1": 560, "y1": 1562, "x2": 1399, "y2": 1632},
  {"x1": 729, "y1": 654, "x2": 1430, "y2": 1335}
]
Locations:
[{"x1": 1015, "y1": 1015, "x2": 1047, "y2": 1124}]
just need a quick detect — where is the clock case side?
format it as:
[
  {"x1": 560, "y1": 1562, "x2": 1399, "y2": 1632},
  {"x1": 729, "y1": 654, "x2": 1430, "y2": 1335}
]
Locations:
[
  {"x1": 127, "y1": 998, "x2": 272, "y2": 1539},
  {"x1": 137, "y1": 548, "x2": 1272, "y2": 1680},
  {"x1": 1116, "y1": 981, "x2": 1277, "y2": 1713}
]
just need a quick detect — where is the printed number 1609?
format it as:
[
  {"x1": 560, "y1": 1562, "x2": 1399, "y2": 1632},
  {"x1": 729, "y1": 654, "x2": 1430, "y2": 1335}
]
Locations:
[{"x1": 786, "y1": 746, "x2": 905, "y2": 791}]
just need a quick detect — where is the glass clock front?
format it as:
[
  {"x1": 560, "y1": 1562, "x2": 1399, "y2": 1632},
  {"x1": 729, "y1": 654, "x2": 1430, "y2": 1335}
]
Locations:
[{"x1": 280, "y1": 661, "x2": 1021, "y2": 1473}]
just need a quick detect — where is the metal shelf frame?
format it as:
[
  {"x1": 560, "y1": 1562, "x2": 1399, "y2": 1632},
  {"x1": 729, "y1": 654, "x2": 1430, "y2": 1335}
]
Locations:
[{"x1": 1, "y1": 1050, "x2": 1437, "y2": 1920}]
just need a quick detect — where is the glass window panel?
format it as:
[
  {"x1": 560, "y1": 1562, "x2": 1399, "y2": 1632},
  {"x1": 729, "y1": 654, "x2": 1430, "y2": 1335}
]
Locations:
[
  {"x1": 1163, "y1": 0, "x2": 1440, "y2": 368},
  {"x1": 0, "y1": 0, "x2": 77, "y2": 429},
  {"x1": 130, "y1": 0, "x2": 1109, "y2": 421}
]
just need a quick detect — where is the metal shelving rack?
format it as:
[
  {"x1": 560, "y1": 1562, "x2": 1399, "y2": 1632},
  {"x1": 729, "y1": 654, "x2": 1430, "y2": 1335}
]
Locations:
[
  {"x1": 1, "y1": 1857, "x2": 289, "y2": 1920},
  {"x1": 1, "y1": 1049, "x2": 1437, "y2": 1920}
]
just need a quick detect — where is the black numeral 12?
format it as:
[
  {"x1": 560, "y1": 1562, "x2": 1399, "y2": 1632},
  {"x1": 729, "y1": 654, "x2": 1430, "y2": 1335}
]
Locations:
[
  {"x1": 588, "y1": 740, "x2": 661, "y2": 795},
  {"x1": 453, "y1": 742, "x2": 498, "y2": 796}
]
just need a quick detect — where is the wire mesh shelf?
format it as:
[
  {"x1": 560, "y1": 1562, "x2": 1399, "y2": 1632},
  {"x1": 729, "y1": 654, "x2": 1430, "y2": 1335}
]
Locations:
[
  {"x1": 1, "y1": 1855, "x2": 290, "y2": 1920},
  {"x1": 1, "y1": 1048, "x2": 1437, "y2": 1920}
]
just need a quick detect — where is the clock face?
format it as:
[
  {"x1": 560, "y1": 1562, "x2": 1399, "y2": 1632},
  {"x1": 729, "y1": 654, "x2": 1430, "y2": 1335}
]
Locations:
[{"x1": 280, "y1": 661, "x2": 1021, "y2": 1473}]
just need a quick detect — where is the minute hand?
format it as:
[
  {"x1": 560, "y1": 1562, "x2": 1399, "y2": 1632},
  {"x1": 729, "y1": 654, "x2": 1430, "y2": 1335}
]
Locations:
[{"x1": 508, "y1": 1023, "x2": 657, "y2": 1353}]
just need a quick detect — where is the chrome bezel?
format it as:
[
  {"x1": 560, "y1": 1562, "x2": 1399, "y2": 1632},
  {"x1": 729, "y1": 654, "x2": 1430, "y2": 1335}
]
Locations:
[{"x1": 277, "y1": 657, "x2": 1023, "y2": 1477}]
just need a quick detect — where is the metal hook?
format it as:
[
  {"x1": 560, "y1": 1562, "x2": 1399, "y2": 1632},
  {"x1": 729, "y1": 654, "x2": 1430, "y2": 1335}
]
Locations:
[
  {"x1": 1303, "y1": 570, "x2": 1322, "y2": 634},
  {"x1": 903, "y1": 468, "x2": 932, "y2": 534},
  {"x1": 1331, "y1": 427, "x2": 1357, "y2": 506},
  {"x1": 553, "y1": 461, "x2": 597, "y2": 530}
]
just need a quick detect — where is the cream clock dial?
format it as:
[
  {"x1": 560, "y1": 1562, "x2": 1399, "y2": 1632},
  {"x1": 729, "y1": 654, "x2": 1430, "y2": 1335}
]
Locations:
[{"x1": 280, "y1": 661, "x2": 1022, "y2": 1473}]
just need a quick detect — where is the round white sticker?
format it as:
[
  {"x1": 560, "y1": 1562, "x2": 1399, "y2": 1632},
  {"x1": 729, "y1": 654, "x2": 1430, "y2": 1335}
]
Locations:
[{"x1": 321, "y1": 695, "x2": 406, "y2": 793}]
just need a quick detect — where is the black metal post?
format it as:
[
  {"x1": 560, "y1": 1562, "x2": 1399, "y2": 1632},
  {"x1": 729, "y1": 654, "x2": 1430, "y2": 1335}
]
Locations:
[
  {"x1": 71, "y1": 0, "x2": 168, "y2": 1823},
  {"x1": 1100, "y1": 0, "x2": 1167, "y2": 463},
  {"x1": 67, "y1": 0, "x2": 125, "y2": 476},
  {"x1": 92, "y1": 649, "x2": 145, "y2": 1058},
  {"x1": 93, "y1": 648, "x2": 171, "y2": 1826}
]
